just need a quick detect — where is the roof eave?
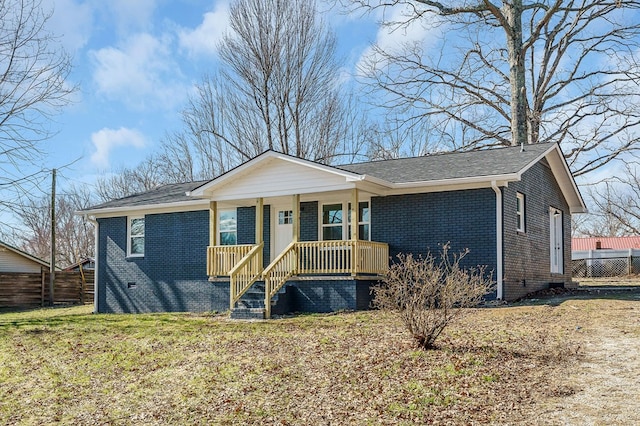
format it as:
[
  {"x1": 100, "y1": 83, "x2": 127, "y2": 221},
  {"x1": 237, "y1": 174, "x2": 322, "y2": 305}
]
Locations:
[
  {"x1": 389, "y1": 173, "x2": 521, "y2": 189},
  {"x1": 77, "y1": 199, "x2": 210, "y2": 217}
]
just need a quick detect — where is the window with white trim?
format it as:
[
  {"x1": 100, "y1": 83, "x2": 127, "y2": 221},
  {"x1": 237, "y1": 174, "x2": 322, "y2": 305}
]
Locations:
[
  {"x1": 348, "y1": 201, "x2": 370, "y2": 240},
  {"x1": 128, "y1": 216, "x2": 145, "y2": 256},
  {"x1": 278, "y1": 210, "x2": 293, "y2": 225},
  {"x1": 321, "y1": 201, "x2": 371, "y2": 241},
  {"x1": 322, "y1": 203, "x2": 343, "y2": 240},
  {"x1": 219, "y1": 209, "x2": 237, "y2": 245},
  {"x1": 516, "y1": 192, "x2": 525, "y2": 232}
]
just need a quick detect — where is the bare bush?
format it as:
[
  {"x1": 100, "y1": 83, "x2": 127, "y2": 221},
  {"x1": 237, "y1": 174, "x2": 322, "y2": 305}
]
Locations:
[{"x1": 374, "y1": 246, "x2": 495, "y2": 350}]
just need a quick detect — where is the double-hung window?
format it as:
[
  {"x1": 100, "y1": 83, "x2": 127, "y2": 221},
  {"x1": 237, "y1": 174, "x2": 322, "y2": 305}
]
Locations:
[
  {"x1": 128, "y1": 216, "x2": 145, "y2": 257},
  {"x1": 321, "y1": 201, "x2": 371, "y2": 241},
  {"x1": 322, "y1": 203, "x2": 343, "y2": 240},
  {"x1": 348, "y1": 201, "x2": 370, "y2": 240},
  {"x1": 516, "y1": 192, "x2": 526, "y2": 232},
  {"x1": 219, "y1": 209, "x2": 237, "y2": 245}
]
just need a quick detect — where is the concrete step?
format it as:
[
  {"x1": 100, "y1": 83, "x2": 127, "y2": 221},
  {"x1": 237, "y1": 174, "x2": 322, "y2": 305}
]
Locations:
[{"x1": 230, "y1": 307, "x2": 265, "y2": 320}]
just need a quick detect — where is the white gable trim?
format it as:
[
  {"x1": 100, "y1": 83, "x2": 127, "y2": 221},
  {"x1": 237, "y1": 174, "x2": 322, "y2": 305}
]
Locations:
[{"x1": 189, "y1": 151, "x2": 366, "y2": 198}]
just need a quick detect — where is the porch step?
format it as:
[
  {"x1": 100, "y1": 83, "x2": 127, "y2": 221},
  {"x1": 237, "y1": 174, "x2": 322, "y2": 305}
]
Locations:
[
  {"x1": 230, "y1": 307, "x2": 265, "y2": 320},
  {"x1": 230, "y1": 280, "x2": 292, "y2": 319}
]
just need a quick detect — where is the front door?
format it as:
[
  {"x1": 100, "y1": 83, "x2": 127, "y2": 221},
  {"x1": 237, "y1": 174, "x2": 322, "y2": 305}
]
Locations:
[
  {"x1": 273, "y1": 205, "x2": 294, "y2": 260},
  {"x1": 550, "y1": 208, "x2": 563, "y2": 274}
]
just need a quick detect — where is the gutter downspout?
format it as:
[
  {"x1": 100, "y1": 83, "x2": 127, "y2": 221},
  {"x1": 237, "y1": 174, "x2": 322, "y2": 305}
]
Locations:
[
  {"x1": 86, "y1": 215, "x2": 99, "y2": 313},
  {"x1": 491, "y1": 181, "x2": 504, "y2": 300}
]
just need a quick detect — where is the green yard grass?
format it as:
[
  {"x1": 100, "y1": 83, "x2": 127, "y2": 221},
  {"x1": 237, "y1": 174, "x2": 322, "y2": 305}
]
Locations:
[{"x1": 0, "y1": 302, "x2": 588, "y2": 425}]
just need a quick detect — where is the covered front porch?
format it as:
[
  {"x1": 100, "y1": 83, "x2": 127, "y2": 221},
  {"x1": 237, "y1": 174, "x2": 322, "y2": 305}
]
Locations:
[
  {"x1": 204, "y1": 190, "x2": 388, "y2": 318},
  {"x1": 186, "y1": 151, "x2": 394, "y2": 318}
]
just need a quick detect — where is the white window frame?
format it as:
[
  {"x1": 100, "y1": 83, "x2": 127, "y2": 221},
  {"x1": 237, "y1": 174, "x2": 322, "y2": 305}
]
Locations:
[
  {"x1": 127, "y1": 216, "x2": 145, "y2": 257},
  {"x1": 278, "y1": 210, "x2": 293, "y2": 225},
  {"x1": 321, "y1": 202, "x2": 344, "y2": 241},
  {"x1": 516, "y1": 192, "x2": 525, "y2": 233},
  {"x1": 319, "y1": 199, "x2": 371, "y2": 241},
  {"x1": 218, "y1": 209, "x2": 237, "y2": 245},
  {"x1": 348, "y1": 201, "x2": 371, "y2": 241}
]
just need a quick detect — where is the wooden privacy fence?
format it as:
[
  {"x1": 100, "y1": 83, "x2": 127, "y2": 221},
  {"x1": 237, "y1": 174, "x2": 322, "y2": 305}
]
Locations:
[{"x1": 0, "y1": 270, "x2": 94, "y2": 308}]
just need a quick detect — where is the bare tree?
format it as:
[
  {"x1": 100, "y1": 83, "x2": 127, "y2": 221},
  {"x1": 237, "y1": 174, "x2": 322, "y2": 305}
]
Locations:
[
  {"x1": 158, "y1": 0, "x2": 369, "y2": 181},
  {"x1": 579, "y1": 162, "x2": 640, "y2": 235},
  {"x1": 95, "y1": 157, "x2": 168, "y2": 203},
  {"x1": 348, "y1": 0, "x2": 640, "y2": 176},
  {"x1": 9, "y1": 184, "x2": 94, "y2": 268},
  {"x1": 0, "y1": 0, "x2": 75, "y2": 212}
]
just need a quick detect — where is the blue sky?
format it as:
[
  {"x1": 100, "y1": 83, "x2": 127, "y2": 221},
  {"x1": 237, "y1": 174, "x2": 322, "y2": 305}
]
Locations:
[
  {"x1": 18, "y1": 0, "x2": 638, "y2": 206},
  {"x1": 41, "y1": 0, "x2": 415, "y2": 192}
]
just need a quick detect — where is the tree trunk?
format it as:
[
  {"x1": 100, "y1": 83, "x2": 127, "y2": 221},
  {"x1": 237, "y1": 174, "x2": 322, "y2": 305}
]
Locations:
[{"x1": 504, "y1": 0, "x2": 528, "y2": 146}]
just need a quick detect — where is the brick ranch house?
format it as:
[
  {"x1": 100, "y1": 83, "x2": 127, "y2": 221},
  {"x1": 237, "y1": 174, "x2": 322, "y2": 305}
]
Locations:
[{"x1": 80, "y1": 142, "x2": 585, "y2": 317}]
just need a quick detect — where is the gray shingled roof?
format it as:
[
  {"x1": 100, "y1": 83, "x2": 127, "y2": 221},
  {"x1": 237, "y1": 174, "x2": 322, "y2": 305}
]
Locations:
[
  {"x1": 84, "y1": 143, "x2": 555, "y2": 210},
  {"x1": 337, "y1": 142, "x2": 554, "y2": 183},
  {"x1": 84, "y1": 180, "x2": 210, "y2": 210}
]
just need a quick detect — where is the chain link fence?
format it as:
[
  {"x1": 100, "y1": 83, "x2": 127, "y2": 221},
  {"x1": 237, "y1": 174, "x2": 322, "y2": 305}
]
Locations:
[{"x1": 572, "y1": 249, "x2": 640, "y2": 278}]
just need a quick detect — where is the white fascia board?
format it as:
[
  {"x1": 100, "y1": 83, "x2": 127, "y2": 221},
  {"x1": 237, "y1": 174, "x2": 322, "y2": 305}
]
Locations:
[
  {"x1": 209, "y1": 183, "x2": 360, "y2": 202},
  {"x1": 515, "y1": 143, "x2": 586, "y2": 214},
  {"x1": 388, "y1": 173, "x2": 520, "y2": 190},
  {"x1": 514, "y1": 143, "x2": 559, "y2": 178},
  {"x1": 188, "y1": 151, "x2": 276, "y2": 197},
  {"x1": 386, "y1": 179, "x2": 511, "y2": 196},
  {"x1": 77, "y1": 199, "x2": 210, "y2": 218},
  {"x1": 545, "y1": 147, "x2": 587, "y2": 213},
  {"x1": 279, "y1": 155, "x2": 364, "y2": 180}
]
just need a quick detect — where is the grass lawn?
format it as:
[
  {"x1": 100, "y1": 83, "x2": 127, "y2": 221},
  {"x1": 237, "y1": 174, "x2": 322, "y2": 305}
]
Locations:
[{"x1": 0, "y1": 300, "x2": 601, "y2": 425}]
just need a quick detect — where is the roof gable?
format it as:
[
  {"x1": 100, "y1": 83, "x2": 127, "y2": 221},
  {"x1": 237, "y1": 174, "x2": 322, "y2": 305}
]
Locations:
[
  {"x1": 0, "y1": 240, "x2": 50, "y2": 270},
  {"x1": 189, "y1": 151, "x2": 364, "y2": 200}
]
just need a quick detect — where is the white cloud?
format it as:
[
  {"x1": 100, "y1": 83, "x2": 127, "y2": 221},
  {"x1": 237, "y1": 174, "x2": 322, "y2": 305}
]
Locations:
[
  {"x1": 90, "y1": 127, "x2": 146, "y2": 168},
  {"x1": 355, "y1": 4, "x2": 445, "y2": 76},
  {"x1": 105, "y1": 0, "x2": 158, "y2": 35},
  {"x1": 178, "y1": 1, "x2": 230, "y2": 58},
  {"x1": 89, "y1": 33, "x2": 187, "y2": 110},
  {"x1": 43, "y1": 0, "x2": 94, "y2": 52}
]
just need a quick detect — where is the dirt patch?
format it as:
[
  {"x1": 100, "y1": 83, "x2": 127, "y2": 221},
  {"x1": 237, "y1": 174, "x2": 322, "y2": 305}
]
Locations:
[{"x1": 526, "y1": 298, "x2": 640, "y2": 425}]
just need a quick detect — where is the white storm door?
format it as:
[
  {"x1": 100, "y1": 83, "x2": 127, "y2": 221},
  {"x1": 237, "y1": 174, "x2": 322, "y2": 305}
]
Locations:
[
  {"x1": 550, "y1": 208, "x2": 563, "y2": 274},
  {"x1": 273, "y1": 205, "x2": 294, "y2": 259}
]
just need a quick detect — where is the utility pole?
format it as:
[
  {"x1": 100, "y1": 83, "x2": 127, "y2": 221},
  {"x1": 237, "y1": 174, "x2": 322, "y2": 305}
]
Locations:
[{"x1": 49, "y1": 168, "x2": 56, "y2": 306}]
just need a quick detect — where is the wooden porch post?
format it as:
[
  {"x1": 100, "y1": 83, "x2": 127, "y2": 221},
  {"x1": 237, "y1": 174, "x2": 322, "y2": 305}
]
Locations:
[
  {"x1": 351, "y1": 188, "x2": 359, "y2": 275},
  {"x1": 350, "y1": 188, "x2": 359, "y2": 240},
  {"x1": 292, "y1": 194, "x2": 300, "y2": 243},
  {"x1": 255, "y1": 198, "x2": 264, "y2": 245},
  {"x1": 209, "y1": 201, "x2": 217, "y2": 246}
]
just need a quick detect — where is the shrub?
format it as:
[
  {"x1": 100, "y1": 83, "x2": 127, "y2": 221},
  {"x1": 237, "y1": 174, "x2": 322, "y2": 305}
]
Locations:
[{"x1": 373, "y1": 245, "x2": 495, "y2": 350}]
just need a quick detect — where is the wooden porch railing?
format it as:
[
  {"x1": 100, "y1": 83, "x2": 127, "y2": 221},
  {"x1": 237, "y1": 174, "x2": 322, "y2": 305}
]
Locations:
[
  {"x1": 263, "y1": 240, "x2": 389, "y2": 318},
  {"x1": 229, "y1": 242, "x2": 264, "y2": 310},
  {"x1": 207, "y1": 244, "x2": 255, "y2": 276},
  {"x1": 263, "y1": 241, "x2": 298, "y2": 319}
]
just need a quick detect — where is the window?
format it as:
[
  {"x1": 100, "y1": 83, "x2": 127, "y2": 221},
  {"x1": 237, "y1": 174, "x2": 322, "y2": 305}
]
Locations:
[
  {"x1": 516, "y1": 192, "x2": 525, "y2": 232},
  {"x1": 321, "y1": 201, "x2": 371, "y2": 241},
  {"x1": 322, "y1": 203, "x2": 343, "y2": 240},
  {"x1": 219, "y1": 209, "x2": 237, "y2": 245},
  {"x1": 348, "y1": 201, "x2": 370, "y2": 240},
  {"x1": 128, "y1": 216, "x2": 145, "y2": 256},
  {"x1": 278, "y1": 210, "x2": 293, "y2": 225}
]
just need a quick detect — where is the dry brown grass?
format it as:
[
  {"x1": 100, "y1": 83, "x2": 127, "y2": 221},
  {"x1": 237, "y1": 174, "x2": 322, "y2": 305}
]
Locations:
[{"x1": 0, "y1": 294, "x2": 638, "y2": 425}]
